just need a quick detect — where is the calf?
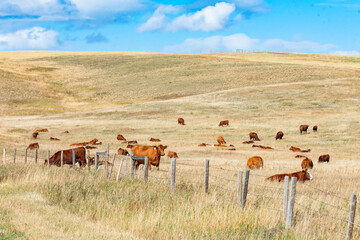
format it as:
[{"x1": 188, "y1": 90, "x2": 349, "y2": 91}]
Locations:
[
  {"x1": 117, "y1": 148, "x2": 129, "y2": 156},
  {"x1": 167, "y1": 151, "x2": 178, "y2": 158}
]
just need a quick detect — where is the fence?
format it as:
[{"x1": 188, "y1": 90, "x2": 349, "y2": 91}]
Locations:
[{"x1": 1, "y1": 146, "x2": 359, "y2": 239}]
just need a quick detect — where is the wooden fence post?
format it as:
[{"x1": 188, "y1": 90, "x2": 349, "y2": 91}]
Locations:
[
  {"x1": 283, "y1": 176, "x2": 290, "y2": 222},
  {"x1": 170, "y1": 158, "x2": 176, "y2": 191},
  {"x1": 144, "y1": 157, "x2": 149, "y2": 183},
  {"x1": 204, "y1": 159, "x2": 209, "y2": 194},
  {"x1": 95, "y1": 154, "x2": 98, "y2": 171},
  {"x1": 116, "y1": 158, "x2": 124, "y2": 182},
  {"x1": 241, "y1": 170, "x2": 250, "y2": 208},
  {"x1": 86, "y1": 150, "x2": 90, "y2": 171},
  {"x1": 2, "y1": 148, "x2": 5, "y2": 164},
  {"x1": 61, "y1": 150, "x2": 64, "y2": 168},
  {"x1": 72, "y1": 148, "x2": 75, "y2": 169},
  {"x1": 108, "y1": 153, "x2": 116, "y2": 180},
  {"x1": 346, "y1": 194, "x2": 357, "y2": 240},
  {"x1": 105, "y1": 144, "x2": 109, "y2": 178},
  {"x1": 24, "y1": 148, "x2": 27, "y2": 164},
  {"x1": 47, "y1": 150, "x2": 50, "y2": 167},
  {"x1": 129, "y1": 156, "x2": 134, "y2": 179},
  {"x1": 13, "y1": 148, "x2": 16, "y2": 164},
  {"x1": 124, "y1": 154, "x2": 129, "y2": 180},
  {"x1": 285, "y1": 177, "x2": 297, "y2": 229},
  {"x1": 237, "y1": 171, "x2": 243, "y2": 204},
  {"x1": 35, "y1": 149, "x2": 38, "y2": 164}
]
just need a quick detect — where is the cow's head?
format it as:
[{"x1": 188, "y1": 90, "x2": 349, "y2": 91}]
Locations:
[
  {"x1": 155, "y1": 145, "x2": 167, "y2": 156},
  {"x1": 303, "y1": 169, "x2": 313, "y2": 181},
  {"x1": 87, "y1": 156, "x2": 95, "y2": 165}
]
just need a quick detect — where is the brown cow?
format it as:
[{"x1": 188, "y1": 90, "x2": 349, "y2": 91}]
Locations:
[
  {"x1": 117, "y1": 148, "x2": 129, "y2": 156},
  {"x1": 295, "y1": 155, "x2": 307, "y2": 158},
  {"x1": 252, "y1": 145, "x2": 273, "y2": 150},
  {"x1": 45, "y1": 147, "x2": 86, "y2": 167},
  {"x1": 27, "y1": 143, "x2": 39, "y2": 150},
  {"x1": 318, "y1": 154, "x2": 330, "y2": 163},
  {"x1": 300, "y1": 125, "x2": 309, "y2": 134},
  {"x1": 117, "y1": 134, "x2": 126, "y2": 141},
  {"x1": 266, "y1": 170, "x2": 313, "y2": 182},
  {"x1": 50, "y1": 137, "x2": 60, "y2": 141},
  {"x1": 301, "y1": 158, "x2": 314, "y2": 170},
  {"x1": 247, "y1": 156, "x2": 264, "y2": 169},
  {"x1": 289, "y1": 146, "x2": 311, "y2": 152},
  {"x1": 87, "y1": 157, "x2": 112, "y2": 167},
  {"x1": 198, "y1": 143, "x2": 209, "y2": 147},
  {"x1": 85, "y1": 146, "x2": 97, "y2": 149},
  {"x1": 126, "y1": 144, "x2": 134, "y2": 149},
  {"x1": 218, "y1": 120, "x2": 229, "y2": 127},
  {"x1": 167, "y1": 151, "x2": 178, "y2": 158},
  {"x1": 88, "y1": 138, "x2": 101, "y2": 145},
  {"x1": 242, "y1": 141, "x2": 254, "y2": 144},
  {"x1": 178, "y1": 118, "x2": 185, "y2": 125},
  {"x1": 229, "y1": 144, "x2": 234, "y2": 147},
  {"x1": 32, "y1": 132, "x2": 38, "y2": 139},
  {"x1": 35, "y1": 128, "x2": 48, "y2": 133},
  {"x1": 249, "y1": 132, "x2": 260, "y2": 141},
  {"x1": 131, "y1": 145, "x2": 168, "y2": 170},
  {"x1": 275, "y1": 131, "x2": 284, "y2": 140},
  {"x1": 70, "y1": 142, "x2": 87, "y2": 147},
  {"x1": 217, "y1": 136, "x2": 226, "y2": 144},
  {"x1": 313, "y1": 126, "x2": 318, "y2": 132},
  {"x1": 228, "y1": 148, "x2": 236, "y2": 151},
  {"x1": 127, "y1": 140, "x2": 138, "y2": 144},
  {"x1": 213, "y1": 144, "x2": 227, "y2": 147},
  {"x1": 150, "y1": 138, "x2": 161, "y2": 142},
  {"x1": 63, "y1": 130, "x2": 69, "y2": 134}
]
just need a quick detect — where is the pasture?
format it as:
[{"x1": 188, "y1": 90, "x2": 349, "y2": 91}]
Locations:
[{"x1": 0, "y1": 51, "x2": 360, "y2": 239}]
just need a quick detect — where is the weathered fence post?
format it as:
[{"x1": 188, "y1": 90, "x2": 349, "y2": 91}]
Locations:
[
  {"x1": 170, "y1": 158, "x2": 176, "y2": 190},
  {"x1": 72, "y1": 148, "x2": 75, "y2": 170},
  {"x1": 86, "y1": 150, "x2": 90, "y2": 171},
  {"x1": 108, "y1": 153, "x2": 116, "y2": 180},
  {"x1": 283, "y1": 176, "x2": 290, "y2": 222},
  {"x1": 105, "y1": 144, "x2": 109, "y2": 178},
  {"x1": 24, "y1": 148, "x2": 27, "y2": 164},
  {"x1": 285, "y1": 177, "x2": 297, "y2": 229},
  {"x1": 95, "y1": 154, "x2": 98, "y2": 171},
  {"x1": 47, "y1": 150, "x2": 50, "y2": 167},
  {"x1": 2, "y1": 148, "x2": 5, "y2": 164},
  {"x1": 346, "y1": 194, "x2": 357, "y2": 240},
  {"x1": 13, "y1": 148, "x2": 16, "y2": 164},
  {"x1": 237, "y1": 171, "x2": 243, "y2": 204},
  {"x1": 241, "y1": 170, "x2": 250, "y2": 208},
  {"x1": 116, "y1": 158, "x2": 124, "y2": 182},
  {"x1": 61, "y1": 150, "x2": 64, "y2": 168},
  {"x1": 124, "y1": 154, "x2": 129, "y2": 180},
  {"x1": 144, "y1": 157, "x2": 149, "y2": 183},
  {"x1": 204, "y1": 159, "x2": 209, "y2": 194},
  {"x1": 35, "y1": 149, "x2": 38, "y2": 164},
  {"x1": 129, "y1": 155, "x2": 134, "y2": 179}
]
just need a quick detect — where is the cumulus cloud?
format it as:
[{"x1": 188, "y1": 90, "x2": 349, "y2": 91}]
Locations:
[
  {"x1": 138, "y1": 2, "x2": 236, "y2": 32},
  {"x1": 164, "y1": 33, "x2": 338, "y2": 54},
  {"x1": 0, "y1": 27, "x2": 59, "y2": 50}
]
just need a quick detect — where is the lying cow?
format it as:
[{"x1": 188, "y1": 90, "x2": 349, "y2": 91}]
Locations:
[
  {"x1": 252, "y1": 144, "x2": 273, "y2": 150},
  {"x1": 218, "y1": 120, "x2": 229, "y2": 127},
  {"x1": 242, "y1": 141, "x2": 254, "y2": 144},
  {"x1": 249, "y1": 132, "x2": 260, "y2": 141},
  {"x1": 289, "y1": 146, "x2": 311, "y2": 152},
  {"x1": 301, "y1": 158, "x2": 314, "y2": 170},
  {"x1": 300, "y1": 125, "x2": 309, "y2": 134},
  {"x1": 167, "y1": 151, "x2": 178, "y2": 159},
  {"x1": 131, "y1": 145, "x2": 167, "y2": 170},
  {"x1": 217, "y1": 136, "x2": 226, "y2": 144},
  {"x1": 50, "y1": 137, "x2": 60, "y2": 141},
  {"x1": 266, "y1": 170, "x2": 313, "y2": 182},
  {"x1": 45, "y1": 147, "x2": 86, "y2": 167},
  {"x1": 150, "y1": 138, "x2": 161, "y2": 142},
  {"x1": 117, "y1": 134, "x2": 126, "y2": 141}
]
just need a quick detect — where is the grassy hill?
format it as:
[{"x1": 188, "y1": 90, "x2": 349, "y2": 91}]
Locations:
[{"x1": 0, "y1": 52, "x2": 360, "y2": 239}]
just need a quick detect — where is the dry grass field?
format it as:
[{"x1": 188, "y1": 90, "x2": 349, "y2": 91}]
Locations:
[{"x1": 0, "y1": 51, "x2": 360, "y2": 239}]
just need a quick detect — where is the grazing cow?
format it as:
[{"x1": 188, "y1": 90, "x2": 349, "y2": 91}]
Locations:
[
  {"x1": 247, "y1": 156, "x2": 264, "y2": 169},
  {"x1": 249, "y1": 132, "x2": 260, "y2": 141},
  {"x1": 126, "y1": 144, "x2": 134, "y2": 149},
  {"x1": 35, "y1": 128, "x2": 48, "y2": 133},
  {"x1": 313, "y1": 126, "x2": 318, "y2": 132},
  {"x1": 217, "y1": 136, "x2": 226, "y2": 144},
  {"x1": 318, "y1": 154, "x2": 330, "y2": 163},
  {"x1": 218, "y1": 120, "x2": 229, "y2": 127},
  {"x1": 117, "y1": 134, "x2": 126, "y2": 141},
  {"x1": 27, "y1": 143, "x2": 39, "y2": 150},
  {"x1": 50, "y1": 137, "x2": 60, "y2": 141},
  {"x1": 32, "y1": 132, "x2": 38, "y2": 139},
  {"x1": 131, "y1": 145, "x2": 168, "y2": 170},
  {"x1": 275, "y1": 131, "x2": 284, "y2": 140},
  {"x1": 289, "y1": 146, "x2": 311, "y2": 152},
  {"x1": 117, "y1": 148, "x2": 128, "y2": 156},
  {"x1": 45, "y1": 147, "x2": 86, "y2": 167},
  {"x1": 167, "y1": 151, "x2": 178, "y2": 159},
  {"x1": 178, "y1": 118, "x2": 185, "y2": 125},
  {"x1": 150, "y1": 138, "x2": 161, "y2": 142},
  {"x1": 266, "y1": 170, "x2": 313, "y2": 182},
  {"x1": 243, "y1": 141, "x2": 254, "y2": 144},
  {"x1": 252, "y1": 145, "x2": 273, "y2": 150},
  {"x1": 295, "y1": 155, "x2": 307, "y2": 158},
  {"x1": 301, "y1": 158, "x2": 314, "y2": 170},
  {"x1": 300, "y1": 125, "x2": 309, "y2": 134}
]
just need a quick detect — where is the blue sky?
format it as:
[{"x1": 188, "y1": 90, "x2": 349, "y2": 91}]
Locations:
[{"x1": 0, "y1": 0, "x2": 359, "y2": 54}]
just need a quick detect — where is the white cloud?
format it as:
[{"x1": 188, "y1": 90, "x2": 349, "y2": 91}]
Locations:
[
  {"x1": 231, "y1": 0, "x2": 268, "y2": 12},
  {"x1": 138, "y1": 2, "x2": 236, "y2": 32},
  {"x1": 164, "y1": 33, "x2": 338, "y2": 54},
  {"x1": 330, "y1": 50, "x2": 359, "y2": 55},
  {"x1": 0, "y1": 27, "x2": 59, "y2": 50}
]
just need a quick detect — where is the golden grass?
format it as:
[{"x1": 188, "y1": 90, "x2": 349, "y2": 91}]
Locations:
[{"x1": 0, "y1": 51, "x2": 360, "y2": 239}]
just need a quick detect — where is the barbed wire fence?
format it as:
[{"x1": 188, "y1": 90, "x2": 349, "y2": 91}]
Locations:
[{"x1": 1, "y1": 146, "x2": 359, "y2": 239}]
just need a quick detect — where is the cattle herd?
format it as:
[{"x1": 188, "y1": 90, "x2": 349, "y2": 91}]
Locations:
[{"x1": 25, "y1": 120, "x2": 328, "y2": 184}]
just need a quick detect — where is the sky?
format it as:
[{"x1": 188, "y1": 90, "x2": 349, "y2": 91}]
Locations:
[{"x1": 0, "y1": 0, "x2": 359, "y2": 54}]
